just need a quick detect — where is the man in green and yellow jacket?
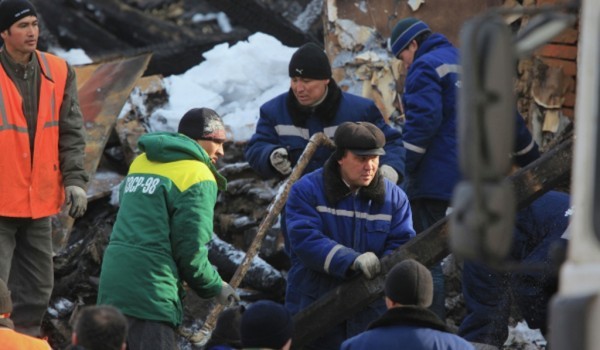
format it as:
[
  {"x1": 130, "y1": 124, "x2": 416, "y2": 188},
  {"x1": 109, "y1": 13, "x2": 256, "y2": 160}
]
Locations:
[{"x1": 98, "y1": 108, "x2": 239, "y2": 350}]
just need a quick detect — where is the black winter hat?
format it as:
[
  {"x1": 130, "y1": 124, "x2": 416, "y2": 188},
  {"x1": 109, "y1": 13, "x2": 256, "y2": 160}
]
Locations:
[
  {"x1": 0, "y1": 278, "x2": 12, "y2": 314},
  {"x1": 177, "y1": 108, "x2": 226, "y2": 141},
  {"x1": 385, "y1": 259, "x2": 433, "y2": 307},
  {"x1": 288, "y1": 43, "x2": 332, "y2": 80},
  {"x1": 334, "y1": 121, "x2": 386, "y2": 156},
  {"x1": 0, "y1": 0, "x2": 37, "y2": 33},
  {"x1": 241, "y1": 300, "x2": 293, "y2": 349}
]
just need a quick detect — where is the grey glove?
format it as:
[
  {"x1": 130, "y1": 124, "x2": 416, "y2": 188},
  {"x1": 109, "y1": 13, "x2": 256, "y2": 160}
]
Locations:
[
  {"x1": 352, "y1": 252, "x2": 381, "y2": 279},
  {"x1": 65, "y1": 185, "x2": 87, "y2": 219},
  {"x1": 269, "y1": 147, "x2": 292, "y2": 175},
  {"x1": 216, "y1": 281, "x2": 240, "y2": 306},
  {"x1": 379, "y1": 164, "x2": 399, "y2": 184}
]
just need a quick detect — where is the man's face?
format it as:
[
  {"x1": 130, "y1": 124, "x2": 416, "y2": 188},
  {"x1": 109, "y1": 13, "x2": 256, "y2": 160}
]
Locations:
[
  {"x1": 198, "y1": 139, "x2": 225, "y2": 164},
  {"x1": 290, "y1": 77, "x2": 329, "y2": 106},
  {"x1": 0, "y1": 16, "x2": 39, "y2": 57},
  {"x1": 338, "y1": 151, "x2": 379, "y2": 190},
  {"x1": 397, "y1": 40, "x2": 417, "y2": 70}
]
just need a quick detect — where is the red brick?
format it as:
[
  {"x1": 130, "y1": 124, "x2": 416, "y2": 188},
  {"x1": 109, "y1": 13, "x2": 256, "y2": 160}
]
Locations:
[
  {"x1": 564, "y1": 91, "x2": 576, "y2": 107},
  {"x1": 539, "y1": 57, "x2": 578, "y2": 77},
  {"x1": 537, "y1": 0, "x2": 572, "y2": 5},
  {"x1": 536, "y1": 44, "x2": 578, "y2": 61},
  {"x1": 562, "y1": 107, "x2": 574, "y2": 119},
  {"x1": 551, "y1": 28, "x2": 579, "y2": 45}
]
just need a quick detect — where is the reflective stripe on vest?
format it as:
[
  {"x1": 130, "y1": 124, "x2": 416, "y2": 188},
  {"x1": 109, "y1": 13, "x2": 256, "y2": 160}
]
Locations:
[{"x1": 0, "y1": 51, "x2": 67, "y2": 218}]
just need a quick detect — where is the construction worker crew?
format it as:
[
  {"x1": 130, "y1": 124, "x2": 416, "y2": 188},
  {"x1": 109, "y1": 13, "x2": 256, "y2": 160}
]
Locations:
[
  {"x1": 245, "y1": 42, "x2": 406, "y2": 183},
  {"x1": 284, "y1": 121, "x2": 416, "y2": 349},
  {"x1": 97, "y1": 108, "x2": 240, "y2": 350},
  {"x1": 0, "y1": 278, "x2": 53, "y2": 349},
  {"x1": 0, "y1": 0, "x2": 88, "y2": 338},
  {"x1": 341, "y1": 259, "x2": 475, "y2": 350}
]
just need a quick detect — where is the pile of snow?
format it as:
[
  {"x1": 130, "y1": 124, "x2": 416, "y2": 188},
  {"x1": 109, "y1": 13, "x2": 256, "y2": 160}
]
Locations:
[{"x1": 150, "y1": 33, "x2": 295, "y2": 142}]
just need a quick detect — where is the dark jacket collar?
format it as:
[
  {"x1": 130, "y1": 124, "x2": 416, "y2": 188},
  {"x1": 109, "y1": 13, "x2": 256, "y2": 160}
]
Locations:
[
  {"x1": 286, "y1": 80, "x2": 342, "y2": 127},
  {"x1": 322, "y1": 156, "x2": 386, "y2": 206},
  {"x1": 368, "y1": 305, "x2": 451, "y2": 333}
]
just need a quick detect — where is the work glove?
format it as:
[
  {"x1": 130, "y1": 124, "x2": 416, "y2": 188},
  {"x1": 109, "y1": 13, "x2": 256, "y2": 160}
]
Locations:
[
  {"x1": 379, "y1": 164, "x2": 399, "y2": 184},
  {"x1": 216, "y1": 281, "x2": 240, "y2": 306},
  {"x1": 269, "y1": 147, "x2": 292, "y2": 175},
  {"x1": 352, "y1": 252, "x2": 381, "y2": 279},
  {"x1": 65, "y1": 185, "x2": 87, "y2": 219}
]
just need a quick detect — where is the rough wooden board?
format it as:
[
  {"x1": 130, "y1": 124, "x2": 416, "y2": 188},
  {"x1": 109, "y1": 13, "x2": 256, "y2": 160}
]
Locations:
[{"x1": 51, "y1": 53, "x2": 152, "y2": 252}]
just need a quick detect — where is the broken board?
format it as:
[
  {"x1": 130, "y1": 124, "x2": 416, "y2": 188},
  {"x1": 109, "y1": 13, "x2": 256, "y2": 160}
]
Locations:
[{"x1": 52, "y1": 53, "x2": 152, "y2": 252}]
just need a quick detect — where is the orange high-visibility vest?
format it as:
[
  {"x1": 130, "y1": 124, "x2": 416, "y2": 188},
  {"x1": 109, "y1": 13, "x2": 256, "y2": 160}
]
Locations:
[
  {"x1": 0, "y1": 328, "x2": 52, "y2": 350},
  {"x1": 0, "y1": 51, "x2": 67, "y2": 218}
]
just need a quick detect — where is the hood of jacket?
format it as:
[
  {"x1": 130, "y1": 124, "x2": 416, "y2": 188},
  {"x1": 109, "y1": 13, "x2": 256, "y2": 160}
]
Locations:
[
  {"x1": 286, "y1": 79, "x2": 342, "y2": 127},
  {"x1": 138, "y1": 132, "x2": 227, "y2": 190},
  {"x1": 322, "y1": 155, "x2": 386, "y2": 206},
  {"x1": 414, "y1": 33, "x2": 454, "y2": 61}
]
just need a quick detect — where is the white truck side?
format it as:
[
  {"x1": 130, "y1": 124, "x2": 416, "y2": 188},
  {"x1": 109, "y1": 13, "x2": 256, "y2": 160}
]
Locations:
[{"x1": 549, "y1": 0, "x2": 600, "y2": 348}]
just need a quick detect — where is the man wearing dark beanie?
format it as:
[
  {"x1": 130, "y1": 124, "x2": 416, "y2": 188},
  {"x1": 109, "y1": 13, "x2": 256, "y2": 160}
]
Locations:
[
  {"x1": 0, "y1": 0, "x2": 89, "y2": 338},
  {"x1": 245, "y1": 42, "x2": 405, "y2": 184},
  {"x1": 241, "y1": 300, "x2": 293, "y2": 350},
  {"x1": 98, "y1": 108, "x2": 239, "y2": 350},
  {"x1": 341, "y1": 259, "x2": 474, "y2": 350}
]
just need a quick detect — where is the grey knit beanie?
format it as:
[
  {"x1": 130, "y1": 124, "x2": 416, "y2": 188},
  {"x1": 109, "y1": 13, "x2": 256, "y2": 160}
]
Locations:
[{"x1": 384, "y1": 259, "x2": 433, "y2": 307}]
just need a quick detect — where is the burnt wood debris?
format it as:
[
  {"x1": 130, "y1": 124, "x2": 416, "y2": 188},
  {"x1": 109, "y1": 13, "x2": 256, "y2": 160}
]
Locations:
[{"x1": 8, "y1": 0, "x2": 574, "y2": 349}]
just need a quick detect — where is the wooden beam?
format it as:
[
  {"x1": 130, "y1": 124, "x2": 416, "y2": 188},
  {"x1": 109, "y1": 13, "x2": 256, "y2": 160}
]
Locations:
[
  {"x1": 291, "y1": 137, "x2": 573, "y2": 348},
  {"x1": 205, "y1": 0, "x2": 319, "y2": 47}
]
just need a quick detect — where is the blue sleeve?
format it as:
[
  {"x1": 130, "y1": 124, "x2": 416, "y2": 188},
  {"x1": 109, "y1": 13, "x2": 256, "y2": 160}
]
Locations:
[
  {"x1": 285, "y1": 179, "x2": 359, "y2": 279},
  {"x1": 513, "y1": 112, "x2": 540, "y2": 167},
  {"x1": 244, "y1": 106, "x2": 281, "y2": 179},
  {"x1": 383, "y1": 182, "x2": 416, "y2": 255},
  {"x1": 402, "y1": 60, "x2": 444, "y2": 173}
]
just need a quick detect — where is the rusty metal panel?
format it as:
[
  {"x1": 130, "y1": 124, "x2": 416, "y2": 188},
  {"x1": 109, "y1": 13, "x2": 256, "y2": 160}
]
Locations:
[
  {"x1": 52, "y1": 53, "x2": 152, "y2": 251},
  {"x1": 324, "y1": 0, "x2": 502, "y2": 120}
]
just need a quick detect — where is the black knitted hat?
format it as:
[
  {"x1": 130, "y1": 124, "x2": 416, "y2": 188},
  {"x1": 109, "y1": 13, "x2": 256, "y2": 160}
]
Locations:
[
  {"x1": 0, "y1": 0, "x2": 37, "y2": 33},
  {"x1": 334, "y1": 121, "x2": 386, "y2": 156},
  {"x1": 241, "y1": 300, "x2": 293, "y2": 349},
  {"x1": 385, "y1": 259, "x2": 433, "y2": 307},
  {"x1": 0, "y1": 278, "x2": 12, "y2": 314},
  {"x1": 177, "y1": 108, "x2": 226, "y2": 141},
  {"x1": 288, "y1": 43, "x2": 332, "y2": 80}
]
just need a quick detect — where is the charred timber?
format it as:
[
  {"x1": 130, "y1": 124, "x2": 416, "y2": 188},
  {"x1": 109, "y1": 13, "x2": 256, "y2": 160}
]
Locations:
[
  {"x1": 205, "y1": 0, "x2": 320, "y2": 47},
  {"x1": 67, "y1": 0, "x2": 199, "y2": 47},
  {"x1": 292, "y1": 137, "x2": 574, "y2": 348},
  {"x1": 31, "y1": 0, "x2": 133, "y2": 56},
  {"x1": 207, "y1": 235, "x2": 286, "y2": 296}
]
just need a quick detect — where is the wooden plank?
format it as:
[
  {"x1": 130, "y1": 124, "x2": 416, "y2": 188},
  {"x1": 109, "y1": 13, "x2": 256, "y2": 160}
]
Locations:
[
  {"x1": 291, "y1": 137, "x2": 573, "y2": 348},
  {"x1": 51, "y1": 53, "x2": 152, "y2": 252},
  {"x1": 205, "y1": 0, "x2": 319, "y2": 47}
]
